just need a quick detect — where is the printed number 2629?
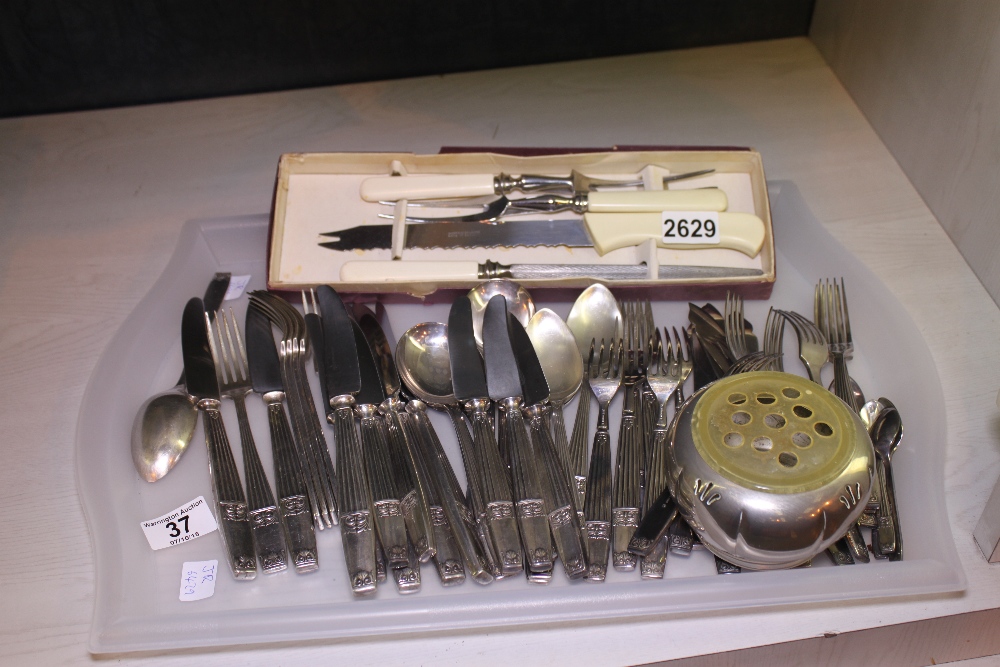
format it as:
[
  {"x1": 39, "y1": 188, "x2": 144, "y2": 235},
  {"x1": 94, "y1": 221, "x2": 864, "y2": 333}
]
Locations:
[{"x1": 663, "y1": 218, "x2": 716, "y2": 239}]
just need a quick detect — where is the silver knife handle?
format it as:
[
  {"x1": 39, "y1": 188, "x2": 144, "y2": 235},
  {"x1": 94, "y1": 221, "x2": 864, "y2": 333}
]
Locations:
[
  {"x1": 499, "y1": 398, "x2": 553, "y2": 573},
  {"x1": 406, "y1": 401, "x2": 494, "y2": 585},
  {"x1": 263, "y1": 394, "x2": 318, "y2": 573},
  {"x1": 463, "y1": 399, "x2": 523, "y2": 577},
  {"x1": 233, "y1": 396, "x2": 288, "y2": 574},
  {"x1": 380, "y1": 400, "x2": 435, "y2": 562},
  {"x1": 523, "y1": 404, "x2": 587, "y2": 579},
  {"x1": 199, "y1": 402, "x2": 256, "y2": 580},
  {"x1": 428, "y1": 505, "x2": 467, "y2": 586},
  {"x1": 357, "y1": 404, "x2": 409, "y2": 568},
  {"x1": 330, "y1": 397, "x2": 377, "y2": 595}
]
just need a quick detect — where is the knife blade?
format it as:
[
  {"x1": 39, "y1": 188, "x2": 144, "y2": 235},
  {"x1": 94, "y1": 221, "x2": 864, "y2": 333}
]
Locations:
[
  {"x1": 320, "y1": 210, "x2": 766, "y2": 258},
  {"x1": 352, "y1": 303, "x2": 435, "y2": 564},
  {"x1": 351, "y1": 318, "x2": 410, "y2": 569},
  {"x1": 448, "y1": 295, "x2": 523, "y2": 576},
  {"x1": 482, "y1": 294, "x2": 553, "y2": 573},
  {"x1": 180, "y1": 297, "x2": 256, "y2": 580},
  {"x1": 315, "y1": 285, "x2": 376, "y2": 595},
  {"x1": 507, "y1": 312, "x2": 588, "y2": 579},
  {"x1": 245, "y1": 304, "x2": 319, "y2": 574}
]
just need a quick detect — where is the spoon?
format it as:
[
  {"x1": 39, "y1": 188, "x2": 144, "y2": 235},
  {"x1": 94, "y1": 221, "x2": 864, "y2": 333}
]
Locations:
[
  {"x1": 467, "y1": 279, "x2": 534, "y2": 350},
  {"x1": 564, "y1": 285, "x2": 623, "y2": 514},
  {"x1": 131, "y1": 272, "x2": 231, "y2": 482},
  {"x1": 395, "y1": 322, "x2": 496, "y2": 584},
  {"x1": 871, "y1": 398, "x2": 903, "y2": 560},
  {"x1": 525, "y1": 308, "x2": 584, "y2": 512}
]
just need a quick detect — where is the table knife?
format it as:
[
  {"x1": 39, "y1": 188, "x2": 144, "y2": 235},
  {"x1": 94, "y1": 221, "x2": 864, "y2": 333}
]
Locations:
[
  {"x1": 351, "y1": 318, "x2": 410, "y2": 569},
  {"x1": 180, "y1": 297, "x2": 256, "y2": 580},
  {"x1": 352, "y1": 303, "x2": 435, "y2": 563},
  {"x1": 245, "y1": 303, "x2": 319, "y2": 574},
  {"x1": 482, "y1": 295, "x2": 554, "y2": 574},
  {"x1": 506, "y1": 310, "x2": 588, "y2": 579},
  {"x1": 448, "y1": 295, "x2": 524, "y2": 576},
  {"x1": 359, "y1": 168, "x2": 715, "y2": 200},
  {"x1": 320, "y1": 211, "x2": 765, "y2": 257},
  {"x1": 315, "y1": 285, "x2": 377, "y2": 595}
]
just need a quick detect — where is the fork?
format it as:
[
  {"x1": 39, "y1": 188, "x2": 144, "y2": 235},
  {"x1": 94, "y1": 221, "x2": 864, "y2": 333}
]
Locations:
[
  {"x1": 612, "y1": 302, "x2": 646, "y2": 572},
  {"x1": 776, "y1": 310, "x2": 829, "y2": 383},
  {"x1": 813, "y1": 279, "x2": 872, "y2": 564},
  {"x1": 583, "y1": 338, "x2": 623, "y2": 582},
  {"x1": 210, "y1": 308, "x2": 289, "y2": 574},
  {"x1": 724, "y1": 292, "x2": 758, "y2": 361},
  {"x1": 762, "y1": 307, "x2": 785, "y2": 371},
  {"x1": 638, "y1": 330, "x2": 684, "y2": 578},
  {"x1": 815, "y1": 278, "x2": 858, "y2": 411}
]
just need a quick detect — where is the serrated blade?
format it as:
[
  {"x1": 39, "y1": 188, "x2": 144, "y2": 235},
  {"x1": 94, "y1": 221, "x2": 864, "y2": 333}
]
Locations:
[
  {"x1": 180, "y1": 297, "x2": 218, "y2": 400},
  {"x1": 245, "y1": 303, "x2": 283, "y2": 394},
  {"x1": 315, "y1": 285, "x2": 361, "y2": 399},
  {"x1": 319, "y1": 219, "x2": 592, "y2": 251},
  {"x1": 506, "y1": 312, "x2": 550, "y2": 407},
  {"x1": 482, "y1": 295, "x2": 523, "y2": 401},
  {"x1": 447, "y1": 295, "x2": 489, "y2": 401}
]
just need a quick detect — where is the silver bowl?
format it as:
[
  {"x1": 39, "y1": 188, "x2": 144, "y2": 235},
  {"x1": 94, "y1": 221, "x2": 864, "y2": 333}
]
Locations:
[{"x1": 668, "y1": 371, "x2": 874, "y2": 570}]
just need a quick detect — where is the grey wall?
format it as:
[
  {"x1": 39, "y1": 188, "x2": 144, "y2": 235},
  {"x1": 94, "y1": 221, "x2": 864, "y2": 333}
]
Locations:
[{"x1": 812, "y1": 1, "x2": 1000, "y2": 306}]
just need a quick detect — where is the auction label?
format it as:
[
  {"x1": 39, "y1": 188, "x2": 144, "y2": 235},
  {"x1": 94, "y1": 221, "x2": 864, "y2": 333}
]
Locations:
[
  {"x1": 224, "y1": 274, "x2": 252, "y2": 301},
  {"x1": 661, "y1": 211, "x2": 721, "y2": 245},
  {"x1": 179, "y1": 560, "x2": 218, "y2": 602},
  {"x1": 140, "y1": 496, "x2": 219, "y2": 551}
]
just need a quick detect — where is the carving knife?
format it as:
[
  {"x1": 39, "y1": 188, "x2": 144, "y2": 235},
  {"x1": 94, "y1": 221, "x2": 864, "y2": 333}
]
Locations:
[
  {"x1": 320, "y1": 211, "x2": 766, "y2": 257},
  {"x1": 180, "y1": 297, "x2": 256, "y2": 580},
  {"x1": 245, "y1": 304, "x2": 319, "y2": 574},
  {"x1": 315, "y1": 285, "x2": 377, "y2": 595},
  {"x1": 448, "y1": 295, "x2": 524, "y2": 577},
  {"x1": 359, "y1": 168, "x2": 716, "y2": 200},
  {"x1": 506, "y1": 310, "x2": 588, "y2": 579}
]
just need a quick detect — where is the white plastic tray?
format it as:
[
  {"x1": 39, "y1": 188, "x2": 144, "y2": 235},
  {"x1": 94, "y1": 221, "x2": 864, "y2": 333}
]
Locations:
[{"x1": 78, "y1": 182, "x2": 965, "y2": 653}]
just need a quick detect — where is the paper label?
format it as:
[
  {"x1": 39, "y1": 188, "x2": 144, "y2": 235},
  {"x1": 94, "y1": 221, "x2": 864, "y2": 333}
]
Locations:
[
  {"x1": 179, "y1": 560, "x2": 218, "y2": 601},
  {"x1": 661, "y1": 211, "x2": 720, "y2": 245},
  {"x1": 224, "y1": 275, "x2": 252, "y2": 301},
  {"x1": 140, "y1": 496, "x2": 219, "y2": 551}
]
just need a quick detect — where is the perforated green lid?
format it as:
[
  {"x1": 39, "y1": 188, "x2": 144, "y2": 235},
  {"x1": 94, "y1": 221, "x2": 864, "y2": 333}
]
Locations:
[{"x1": 689, "y1": 371, "x2": 865, "y2": 494}]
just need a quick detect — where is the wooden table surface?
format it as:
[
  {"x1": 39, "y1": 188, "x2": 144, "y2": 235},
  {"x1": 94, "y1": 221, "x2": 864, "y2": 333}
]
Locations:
[{"x1": 3, "y1": 37, "x2": 1000, "y2": 665}]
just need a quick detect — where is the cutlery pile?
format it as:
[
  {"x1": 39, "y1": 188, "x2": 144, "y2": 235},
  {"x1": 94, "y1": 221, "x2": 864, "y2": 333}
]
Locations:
[{"x1": 151, "y1": 276, "x2": 901, "y2": 594}]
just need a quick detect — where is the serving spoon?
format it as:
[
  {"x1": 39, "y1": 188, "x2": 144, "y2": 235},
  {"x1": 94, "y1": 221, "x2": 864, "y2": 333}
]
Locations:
[{"x1": 131, "y1": 273, "x2": 231, "y2": 482}]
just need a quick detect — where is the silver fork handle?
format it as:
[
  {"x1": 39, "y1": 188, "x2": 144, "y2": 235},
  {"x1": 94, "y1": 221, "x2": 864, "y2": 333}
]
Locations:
[
  {"x1": 499, "y1": 397, "x2": 553, "y2": 574},
  {"x1": 524, "y1": 404, "x2": 587, "y2": 579},
  {"x1": 199, "y1": 401, "x2": 256, "y2": 580},
  {"x1": 263, "y1": 395, "x2": 318, "y2": 574},
  {"x1": 233, "y1": 396, "x2": 288, "y2": 574},
  {"x1": 330, "y1": 397, "x2": 377, "y2": 596},
  {"x1": 380, "y1": 400, "x2": 435, "y2": 562},
  {"x1": 356, "y1": 404, "x2": 409, "y2": 569}
]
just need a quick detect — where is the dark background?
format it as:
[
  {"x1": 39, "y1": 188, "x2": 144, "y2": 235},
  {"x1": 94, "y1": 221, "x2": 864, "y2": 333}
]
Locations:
[{"x1": 0, "y1": 1, "x2": 815, "y2": 118}]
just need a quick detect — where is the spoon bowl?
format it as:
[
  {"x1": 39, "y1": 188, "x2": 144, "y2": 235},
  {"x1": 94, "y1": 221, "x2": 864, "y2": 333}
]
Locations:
[
  {"x1": 468, "y1": 279, "x2": 534, "y2": 350},
  {"x1": 565, "y1": 284, "x2": 623, "y2": 356},
  {"x1": 131, "y1": 389, "x2": 198, "y2": 482},
  {"x1": 526, "y1": 309, "x2": 583, "y2": 403},
  {"x1": 395, "y1": 322, "x2": 456, "y2": 406}
]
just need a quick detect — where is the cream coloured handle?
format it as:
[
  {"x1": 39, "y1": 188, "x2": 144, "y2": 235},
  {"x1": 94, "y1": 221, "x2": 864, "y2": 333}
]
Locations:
[
  {"x1": 584, "y1": 211, "x2": 765, "y2": 257},
  {"x1": 586, "y1": 189, "x2": 727, "y2": 212},
  {"x1": 360, "y1": 174, "x2": 496, "y2": 201}
]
